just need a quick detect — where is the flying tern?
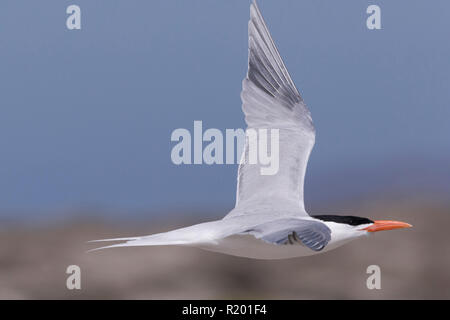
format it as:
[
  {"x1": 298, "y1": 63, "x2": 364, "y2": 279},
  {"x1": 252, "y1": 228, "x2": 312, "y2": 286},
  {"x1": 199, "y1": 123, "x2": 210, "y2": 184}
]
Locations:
[{"x1": 90, "y1": 1, "x2": 411, "y2": 259}]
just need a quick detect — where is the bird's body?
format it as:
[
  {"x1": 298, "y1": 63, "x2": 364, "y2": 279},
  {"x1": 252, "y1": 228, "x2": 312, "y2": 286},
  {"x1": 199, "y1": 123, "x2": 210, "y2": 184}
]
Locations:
[
  {"x1": 196, "y1": 216, "x2": 370, "y2": 260},
  {"x1": 90, "y1": 1, "x2": 411, "y2": 259},
  {"x1": 92, "y1": 212, "x2": 370, "y2": 260}
]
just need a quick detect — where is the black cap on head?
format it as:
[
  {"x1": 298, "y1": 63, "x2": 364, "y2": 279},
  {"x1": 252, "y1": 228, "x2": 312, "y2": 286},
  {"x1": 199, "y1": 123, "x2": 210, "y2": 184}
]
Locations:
[{"x1": 312, "y1": 215, "x2": 374, "y2": 226}]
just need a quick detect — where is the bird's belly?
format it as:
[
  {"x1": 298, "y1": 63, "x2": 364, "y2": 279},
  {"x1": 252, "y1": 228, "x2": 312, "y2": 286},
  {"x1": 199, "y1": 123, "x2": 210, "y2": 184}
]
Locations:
[{"x1": 196, "y1": 234, "x2": 321, "y2": 260}]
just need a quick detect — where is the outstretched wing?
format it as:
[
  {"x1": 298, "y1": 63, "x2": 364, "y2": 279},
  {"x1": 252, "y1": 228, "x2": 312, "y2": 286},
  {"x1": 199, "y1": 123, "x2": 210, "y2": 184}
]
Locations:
[
  {"x1": 232, "y1": 1, "x2": 315, "y2": 215},
  {"x1": 244, "y1": 218, "x2": 331, "y2": 252}
]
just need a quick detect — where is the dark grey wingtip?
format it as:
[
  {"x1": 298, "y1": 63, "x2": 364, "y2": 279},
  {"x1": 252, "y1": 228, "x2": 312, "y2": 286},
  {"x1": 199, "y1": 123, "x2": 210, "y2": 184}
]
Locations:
[{"x1": 246, "y1": 219, "x2": 332, "y2": 252}]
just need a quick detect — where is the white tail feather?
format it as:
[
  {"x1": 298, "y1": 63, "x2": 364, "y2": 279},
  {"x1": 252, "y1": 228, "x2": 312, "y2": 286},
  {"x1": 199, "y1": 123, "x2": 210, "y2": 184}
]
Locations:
[
  {"x1": 87, "y1": 233, "x2": 206, "y2": 253},
  {"x1": 87, "y1": 220, "x2": 223, "y2": 252},
  {"x1": 87, "y1": 237, "x2": 141, "y2": 243}
]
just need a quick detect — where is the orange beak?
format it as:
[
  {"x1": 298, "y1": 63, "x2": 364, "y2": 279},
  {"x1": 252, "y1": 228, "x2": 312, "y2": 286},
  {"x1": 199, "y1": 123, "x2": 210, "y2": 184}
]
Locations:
[{"x1": 362, "y1": 220, "x2": 412, "y2": 232}]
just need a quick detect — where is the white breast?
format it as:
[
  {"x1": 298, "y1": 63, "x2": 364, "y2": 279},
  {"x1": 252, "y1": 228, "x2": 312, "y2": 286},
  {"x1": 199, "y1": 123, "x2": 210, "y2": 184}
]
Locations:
[{"x1": 195, "y1": 221, "x2": 370, "y2": 260}]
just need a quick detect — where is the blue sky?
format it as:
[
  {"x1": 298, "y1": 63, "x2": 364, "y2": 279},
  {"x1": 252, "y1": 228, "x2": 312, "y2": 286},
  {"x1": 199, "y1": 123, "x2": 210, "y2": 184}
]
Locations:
[{"x1": 0, "y1": 0, "x2": 449, "y2": 219}]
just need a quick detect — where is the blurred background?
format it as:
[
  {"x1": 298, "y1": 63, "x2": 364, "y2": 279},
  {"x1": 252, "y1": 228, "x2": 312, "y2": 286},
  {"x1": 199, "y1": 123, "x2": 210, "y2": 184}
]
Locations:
[{"x1": 0, "y1": 0, "x2": 449, "y2": 299}]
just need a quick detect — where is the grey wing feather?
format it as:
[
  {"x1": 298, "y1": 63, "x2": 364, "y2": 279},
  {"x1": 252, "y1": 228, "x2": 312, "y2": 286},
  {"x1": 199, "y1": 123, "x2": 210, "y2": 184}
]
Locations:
[
  {"x1": 247, "y1": 2, "x2": 302, "y2": 108},
  {"x1": 227, "y1": 1, "x2": 316, "y2": 217},
  {"x1": 245, "y1": 218, "x2": 331, "y2": 252}
]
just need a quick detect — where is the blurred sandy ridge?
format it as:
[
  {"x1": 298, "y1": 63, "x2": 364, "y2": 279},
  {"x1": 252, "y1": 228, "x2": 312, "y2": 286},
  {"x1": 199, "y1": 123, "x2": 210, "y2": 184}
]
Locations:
[{"x1": 0, "y1": 198, "x2": 449, "y2": 299}]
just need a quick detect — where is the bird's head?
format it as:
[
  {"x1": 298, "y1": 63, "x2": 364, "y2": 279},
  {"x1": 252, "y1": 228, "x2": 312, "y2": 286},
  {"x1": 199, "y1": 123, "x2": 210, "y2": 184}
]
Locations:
[{"x1": 312, "y1": 215, "x2": 412, "y2": 234}]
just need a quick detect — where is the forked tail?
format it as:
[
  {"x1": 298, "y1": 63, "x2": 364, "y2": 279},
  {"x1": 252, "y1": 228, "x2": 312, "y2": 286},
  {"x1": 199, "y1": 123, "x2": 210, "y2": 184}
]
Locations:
[{"x1": 87, "y1": 221, "x2": 221, "y2": 252}]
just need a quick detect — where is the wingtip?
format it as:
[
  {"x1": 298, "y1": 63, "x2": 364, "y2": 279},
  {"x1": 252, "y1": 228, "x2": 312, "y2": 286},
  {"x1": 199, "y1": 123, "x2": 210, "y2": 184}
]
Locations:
[
  {"x1": 249, "y1": 1, "x2": 268, "y2": 34},
  {"x1": 250, "y1": 0, "x2": 260, "y2": 16}
]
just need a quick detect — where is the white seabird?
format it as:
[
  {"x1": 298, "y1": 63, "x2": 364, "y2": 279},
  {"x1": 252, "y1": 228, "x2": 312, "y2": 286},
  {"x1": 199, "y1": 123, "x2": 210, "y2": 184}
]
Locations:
[{"x1": 90, "y1": 1, "x2": 411, "y2": 259}]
